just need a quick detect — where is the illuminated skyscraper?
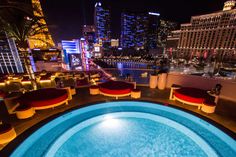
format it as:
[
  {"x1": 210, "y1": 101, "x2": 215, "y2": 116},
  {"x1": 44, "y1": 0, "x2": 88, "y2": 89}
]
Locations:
[
  {"x1": 94, "y1": 2, "x2": 111, "y2": 44},
  {"x1": 61, "y1": 38, "x2": 90, "y2": 70},
  {"x1": 120, "y1": 13, "x2": 136, "y2": 48},
  {"x1": 28, "y1": 0, "x2": 55, "y2": 49},
  {"x1": 135, "y1": 14, "x2": 149, "y2": 50},
  {"x1": 148, "y1": 12, "x2": 160, "y2": 49},
  {"x1": 61, "y1": 40, "x2": 80, "y2": 70},
  {"x1": 0, "y1": 31, "x2": 24, "y2": 74},
  {"x1": 121, "y1": 12, "x2": 160, "y2": 50}
]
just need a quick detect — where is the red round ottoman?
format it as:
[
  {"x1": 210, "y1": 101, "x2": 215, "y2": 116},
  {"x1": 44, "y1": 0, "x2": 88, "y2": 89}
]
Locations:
[
  {"x1": 201, "y1": 99, "x2": 216, "y2": 114},
  {"x1": 89, "y1": 85, "x2": 99, "y2": 95},
  {"x1": 131, "y1": 89, "x2": 141, "y2": 99},
  {"x1": 15, "y1": 104, "x2": 35, "y2": 119},
  {"x1": 0, "y1": 123, "x2": 16, "y2": 144}
]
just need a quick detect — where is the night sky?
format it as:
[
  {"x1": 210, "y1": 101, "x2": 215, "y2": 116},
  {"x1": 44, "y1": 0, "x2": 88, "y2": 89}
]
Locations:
[{"x1": 40, "y1": 0, "x2": 226, "y2": 44}]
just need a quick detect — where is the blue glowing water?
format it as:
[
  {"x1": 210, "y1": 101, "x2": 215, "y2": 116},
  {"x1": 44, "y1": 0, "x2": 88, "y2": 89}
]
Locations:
[
  {"x1": 53, "y1": 115, "x2": 207, "y2": 157},
  {"x1": 9, "y1": 101, "x2": 236, "y2": 157}
]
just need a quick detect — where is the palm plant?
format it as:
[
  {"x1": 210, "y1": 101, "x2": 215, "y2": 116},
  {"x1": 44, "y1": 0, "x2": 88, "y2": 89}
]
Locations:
[{"x1": 0, "y1": 1, "x2": 53, "y2": 89}]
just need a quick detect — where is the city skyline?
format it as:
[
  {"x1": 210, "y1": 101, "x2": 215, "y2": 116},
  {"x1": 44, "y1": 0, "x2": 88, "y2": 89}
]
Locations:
[
  {"x1": 0, "y1": 2, "x2": 236, "y2": 155},
  {"x1": 41, "y1": 0, "x2": 227, "y2": 43}
]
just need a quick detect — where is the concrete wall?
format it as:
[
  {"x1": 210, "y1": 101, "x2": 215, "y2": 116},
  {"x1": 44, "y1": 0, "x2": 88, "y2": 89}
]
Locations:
[{"x1": 166, "y1": 73, "x2": 236, "y2": 102}]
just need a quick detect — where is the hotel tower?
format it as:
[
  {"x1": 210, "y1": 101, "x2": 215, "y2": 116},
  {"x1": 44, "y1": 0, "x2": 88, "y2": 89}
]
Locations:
[
  {"x1": 177, "y1": 0, "x2": 236, "y2": 60},
  {"x1": 94, "y1": 2, "x2": 111, "y2": 46}
]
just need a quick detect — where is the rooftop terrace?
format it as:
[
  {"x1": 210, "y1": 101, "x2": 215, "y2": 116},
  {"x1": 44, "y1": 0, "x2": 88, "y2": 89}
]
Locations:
[{"x1": 0, "y1": 86, "x2": 236, "y2": 152}]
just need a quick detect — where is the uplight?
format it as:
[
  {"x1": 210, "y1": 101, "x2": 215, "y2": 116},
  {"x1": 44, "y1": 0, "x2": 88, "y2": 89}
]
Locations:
[
  {"x1": 101, "y1": 115, "x2": 122, "y2": 129},
  {"x1": 40, "y1": 80, "x2": 51, "y2": 83}
]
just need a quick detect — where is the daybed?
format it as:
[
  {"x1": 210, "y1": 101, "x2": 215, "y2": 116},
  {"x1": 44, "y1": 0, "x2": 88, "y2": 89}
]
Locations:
[
  {"x1": 18, "y1": 88, "x2": 68, "y2": 110},
  {"x1": 174, "y1": 87, "x2": 207, "y2": 108},
  {"x1": 99, "y1": 81, "x2": 135, "y2": 99}
]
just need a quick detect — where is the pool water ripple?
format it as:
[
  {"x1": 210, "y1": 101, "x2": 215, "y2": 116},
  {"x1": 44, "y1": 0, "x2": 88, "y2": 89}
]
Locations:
[{"x1": 10, "y1": 101, "x2": 236, "y2": 157}]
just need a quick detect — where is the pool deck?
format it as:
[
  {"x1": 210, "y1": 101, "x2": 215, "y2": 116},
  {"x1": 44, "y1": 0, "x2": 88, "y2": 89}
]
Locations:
[{"x1": 0, "y1": 86, "x2": 236, "y2": 150}]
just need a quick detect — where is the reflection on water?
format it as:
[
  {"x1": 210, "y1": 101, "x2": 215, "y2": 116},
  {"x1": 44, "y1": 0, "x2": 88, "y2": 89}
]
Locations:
[
  {"x1": 117, "y1": 62, "x2": 147, "y2": 77},
  {"x1": 106, "y1": 69, "x2": 152, "y2": 84},
  {"x1": 104, "y1": 62, "x2": 236, "y2": 84},
  {"x1": 112, "y1": 62, "x2": 149, "y2": 69},
  {"x1": 105, "y1": 62, "x2": 152, "y2": 84}
]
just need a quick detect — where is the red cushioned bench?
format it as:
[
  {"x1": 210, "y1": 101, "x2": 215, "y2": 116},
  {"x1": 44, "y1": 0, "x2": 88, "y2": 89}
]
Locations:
[{"x1": 18, "y1": 88, "x2": 68, "y2": 110}]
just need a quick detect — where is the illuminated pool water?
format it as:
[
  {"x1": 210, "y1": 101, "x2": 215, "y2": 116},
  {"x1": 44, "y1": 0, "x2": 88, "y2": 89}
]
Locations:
[{"x1": 9, "y1": 101, "x2": 236, "y2": 157}]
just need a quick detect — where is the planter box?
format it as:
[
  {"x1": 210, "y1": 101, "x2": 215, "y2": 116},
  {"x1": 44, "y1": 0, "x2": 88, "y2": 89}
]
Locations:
[
  {"x1": 149, "y1": 75, "x2": 158, "y2": 89},
  {"x1": 158, "y1": 73, "x2": 167, "y2": 90}
]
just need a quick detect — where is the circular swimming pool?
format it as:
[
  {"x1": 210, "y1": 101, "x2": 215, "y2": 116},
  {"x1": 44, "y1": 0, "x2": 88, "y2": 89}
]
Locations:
[{"x1": 7, "y1": 101, "x2": 236, "y2": 156}]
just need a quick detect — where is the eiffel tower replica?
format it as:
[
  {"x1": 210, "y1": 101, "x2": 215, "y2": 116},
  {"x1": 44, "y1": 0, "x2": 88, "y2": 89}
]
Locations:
[{"x1": 28, "y1": 0, "x2": 55, "y2": 49}]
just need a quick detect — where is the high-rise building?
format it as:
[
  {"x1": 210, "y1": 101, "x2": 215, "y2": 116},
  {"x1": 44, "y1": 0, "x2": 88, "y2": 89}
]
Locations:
[
  {"x1": 94, "y1": 2, "x2": 111, "y2": 45},
  {"x1": 166, "y1": 30, "x2": 181, "y2": 57},
  {"x1": 135, "y1": 14, "x2": 149, "y2": 50},
  {"x1": 0, "y1": 32, "x2": 24, "y2": 74},
  {"x1": 120, "y1": 12, "x2": 136, "y2": 48},
  {"x1": 82, "y1": 25, "x2": 96, "y2": 44},
  {"x1": 157, "y1": 20, "x2": 178, "y2": 48},
  {"x1": 61, "y1": 39, "x2": 81, "y2": 70},
  {"x1": 121, "y1": 12, "x2": 160, "y2": 50},
  {"x1": 148, "y1": 12, "x2": 160, "y2": 49},
  {"x1": 28, "y1": 0, "x2": 55, "y2": 49},
  {"x1": 61, "y1": 38, "x2": 91, "y2": 70},
  {"x1": 177, "y1": 0, "x2": 236, "y2": 60},
  {"x1": 82, "y1": 25, "x2": 96, "y2": 51}
]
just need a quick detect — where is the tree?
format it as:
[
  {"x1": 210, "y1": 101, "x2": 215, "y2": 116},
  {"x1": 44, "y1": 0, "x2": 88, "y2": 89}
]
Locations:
[{"x1": 0, "y1": 1, "x2": 53, "y2": 89}]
